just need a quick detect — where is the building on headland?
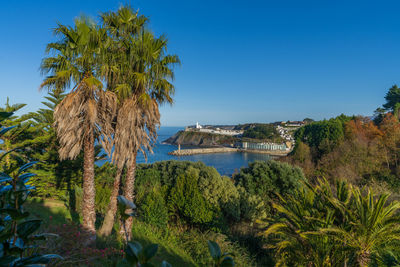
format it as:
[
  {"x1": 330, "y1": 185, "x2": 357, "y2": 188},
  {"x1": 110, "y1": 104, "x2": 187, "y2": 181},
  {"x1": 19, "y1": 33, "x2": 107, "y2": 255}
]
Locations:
[
  {"x1": 241, "y1": 141, "x2": 288, "y2": 151},
  {"x1": 282, "y1": 121, "x2": 306, "y2": 127},
  {"x1": 186, "y1": 122, "x2": 244, "y2": 136}
]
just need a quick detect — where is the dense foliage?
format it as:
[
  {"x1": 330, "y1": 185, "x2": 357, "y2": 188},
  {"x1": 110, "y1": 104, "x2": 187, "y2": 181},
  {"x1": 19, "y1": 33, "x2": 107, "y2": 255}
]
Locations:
[
  {"x1": 289, "y1": 113, "x2": 400, "y2": 188},
  {"x1": 234, "y1": 161, "x2": 305, "y2": 214},
  {"x1": 135, "y1": 161, "x2": 259, "y2": 227},
  {"x1": 0, "y1": 112, "x2": 61, "y2": 266},
  {"x1": 293, "y1": 114, "x2": 353, "y2": 160},
  {"x1": 263, "y1": 179, "x2": 400, "y2": 266},
  {"x1": 242, "y1": 124, "x2": 281, "y2": 141},
  {"x1": 5, "y1": 80, "x2": 400, "y2": 266},
  {"x1": 5, "y1": 2, "x2": 400, "y2": 264},
  {"x1": 383, "y1": 85, "x2": 400, "y2": 115}
]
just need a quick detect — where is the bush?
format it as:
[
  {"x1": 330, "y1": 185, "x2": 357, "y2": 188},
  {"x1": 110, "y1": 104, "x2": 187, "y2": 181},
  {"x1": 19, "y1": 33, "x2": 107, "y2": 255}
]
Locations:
[
  {"x1": 293, "y1": 114, "x2": 353, "y2": 159},
  {"x1": 242, "y1": 124, "x2": 280, "y2": 140},
  {"x1": 168, "y1": 167, "x2": 214, "y2": 226},
  {"x1": 135, "y1": 161, "x2": 250, "y2": 228},
  {"x1": 234, "y1": 160, "x2": 305, "y2": 214},
  {"x1": 237, "y1": 186, "x2": 267, "y2": 221},
  {"x1": 179, "y1": 230, "x2": 255, "y2": 267},
  {"x1": 139, "y1": 186, "x2": 169, "y2": 228}
]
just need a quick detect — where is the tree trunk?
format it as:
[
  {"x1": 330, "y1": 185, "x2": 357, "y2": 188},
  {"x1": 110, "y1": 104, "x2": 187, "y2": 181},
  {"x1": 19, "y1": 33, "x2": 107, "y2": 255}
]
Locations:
[
  {"x1": 98, "y1": 168, "x2": 123, "y2": 236},
  {"x1": 82, "y1": 130, "x2": 96, "y2": 240},
  {"x1": 357, "y1": 251, "x2": 370, "y2": 267},
  {"x1": 119, "y1": 151, "x2": 137, "y2": 241}
]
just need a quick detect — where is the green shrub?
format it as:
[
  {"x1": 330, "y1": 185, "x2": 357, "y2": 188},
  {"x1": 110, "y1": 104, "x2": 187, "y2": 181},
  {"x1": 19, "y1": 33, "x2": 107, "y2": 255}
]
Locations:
[
  {"x1": 136, "y1": 161, "x2": 246, "y2": 228},
  {"x1": 237, "y1": 186, "x2": 267, "y2": 221},
  {"x1": 242, "y1": 124, "x2": 280, "y2": 140},
  {"x1": 96, "y1": 183, "x2": 112, "y2": 215},
  {"x1": 139, "y1": 186, "x2": 169, "y2": 228},
  {"x1": 234, "y1": 160, "x2": 305, "y2": 214},
  {"x1": 168, "y1": 167, "x2": 214, "y2": 225},
  {"x1": 197, "y1": 167, "x2": 241, "y2": 221},
  {"x1": 293, "y1": 114, "x2": 353, "y2": 159},
  {"x1": 180, "y1": 230, "x2": 254, "y2": 267},
  {"x1": 93, "y1": 163, "x2": 116, "y2": 215}
]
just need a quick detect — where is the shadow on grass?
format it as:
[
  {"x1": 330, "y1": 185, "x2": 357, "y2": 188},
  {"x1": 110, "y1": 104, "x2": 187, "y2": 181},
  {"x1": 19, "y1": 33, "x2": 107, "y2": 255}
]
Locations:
[
  {"x1": 129, "y1": 219, "x2": 198, "y2": 267},
  {"x1": 23, "y1": 198, "x2": 198, "y2": 267},
  {"x1": 26, "y1": 197, "x2": 80, "y2": 226}
]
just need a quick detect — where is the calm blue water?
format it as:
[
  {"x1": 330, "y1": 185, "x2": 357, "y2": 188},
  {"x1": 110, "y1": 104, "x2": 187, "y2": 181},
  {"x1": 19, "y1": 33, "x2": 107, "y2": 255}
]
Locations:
[{"x1": 100, "y1": 127, "x2": 271, "y2": 176}]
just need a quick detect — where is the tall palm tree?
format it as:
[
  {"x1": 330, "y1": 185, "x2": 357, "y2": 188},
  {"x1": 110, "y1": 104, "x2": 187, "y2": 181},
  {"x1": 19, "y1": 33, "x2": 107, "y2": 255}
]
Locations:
[
  {"x1": 118, "y1": 32, "x2": 179, "y2": 240},
  {"x1": 40, "y1": 16, "x2": 117, "y2": 236},
  {"x1": 98, "y1": 6, "x2": 148, "y2": 237},
  {"x1": 98, "y1": 6, "x2": 180, "y2": 239}
]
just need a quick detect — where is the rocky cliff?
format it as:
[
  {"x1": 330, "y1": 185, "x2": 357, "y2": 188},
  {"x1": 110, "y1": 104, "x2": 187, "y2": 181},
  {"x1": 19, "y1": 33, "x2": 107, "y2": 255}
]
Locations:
[{"x1": 163, "y1": 130, "x2": 238, "y2": 147}]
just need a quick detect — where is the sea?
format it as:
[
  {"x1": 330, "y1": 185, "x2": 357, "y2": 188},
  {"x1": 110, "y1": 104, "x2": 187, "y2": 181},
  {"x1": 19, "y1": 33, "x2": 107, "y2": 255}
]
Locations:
[{"x1": 100, "y1": 127, "x2": 272, "y2": 176}]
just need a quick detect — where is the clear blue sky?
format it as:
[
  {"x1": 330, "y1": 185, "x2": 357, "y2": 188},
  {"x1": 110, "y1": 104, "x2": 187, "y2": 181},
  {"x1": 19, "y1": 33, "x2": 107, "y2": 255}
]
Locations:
[{"x1": 1, "y1": 0, "x2": 400, "y2": 126}]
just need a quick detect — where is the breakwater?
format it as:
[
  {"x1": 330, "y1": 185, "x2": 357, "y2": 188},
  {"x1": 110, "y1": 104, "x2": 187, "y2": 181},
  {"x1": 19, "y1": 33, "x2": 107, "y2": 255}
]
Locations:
[
  {"x1": 169, "y1": 147, "x2": 238, "y2": 155},
  {"x1": 168, "y1": 147, "x2": 290, "y2": 156}
]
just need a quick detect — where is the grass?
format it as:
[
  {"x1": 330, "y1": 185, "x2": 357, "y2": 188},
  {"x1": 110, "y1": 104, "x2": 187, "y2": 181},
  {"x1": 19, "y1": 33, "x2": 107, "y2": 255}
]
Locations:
[
  {"x1": 26, "y1": 197, "x2": 76, "y2": 226},
  {"x1": 24, "y1": 198, "x2": 254, "y2": 266},
  {"x1": 24, "y1": 198, "x2": 198, "y2": 266},
  {"x1": 130, "y1": 220, "x2": 198, "y2": 266}
]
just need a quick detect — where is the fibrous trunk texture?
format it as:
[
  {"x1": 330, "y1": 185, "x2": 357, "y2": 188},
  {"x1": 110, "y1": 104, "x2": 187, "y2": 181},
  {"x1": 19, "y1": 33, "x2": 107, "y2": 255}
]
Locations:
[
  {"x1": 82, "y1": 130, "x2": 96, "y2": 240},
  {"x1": 119, "y1": 151, "x2": 137, "y2": 241},
  {"x1": 357, "y1": 252, "x2": 370, "y2": 267},
  {"x1": 98, "y1": 168, "x2": 123, "y2": 236}
]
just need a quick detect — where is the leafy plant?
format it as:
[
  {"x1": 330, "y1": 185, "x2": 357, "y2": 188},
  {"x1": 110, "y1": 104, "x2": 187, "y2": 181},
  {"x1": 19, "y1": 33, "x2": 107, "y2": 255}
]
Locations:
[
  {"x1": 117, "y1": 196, "x2": 171, "y2": 267},
  {"x1": 207, "y1": 240, "x2": 235, "y2": 267},
  {"x1": 120, "y1": 241, "x2": 160, "y2": 267},
  {"x1": 0, "y1": 112, "x2": 61, "y2": 266},
  {"x1": 262, "y1": 179, "x2": 400, "y2": 266}
]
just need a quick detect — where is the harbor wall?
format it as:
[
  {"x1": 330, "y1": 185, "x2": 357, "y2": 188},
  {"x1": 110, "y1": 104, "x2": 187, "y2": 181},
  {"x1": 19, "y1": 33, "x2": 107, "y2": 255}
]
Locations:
[
  {"x1": 168, "y1": 147, "x2": 290, "y2": 156},
  {"x1": 169, "y1": 147, "x2": 238, "y2": 155}
]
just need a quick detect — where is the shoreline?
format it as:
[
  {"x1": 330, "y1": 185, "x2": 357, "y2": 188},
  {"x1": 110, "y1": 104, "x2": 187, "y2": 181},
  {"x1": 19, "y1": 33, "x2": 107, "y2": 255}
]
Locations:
[{"x1": 168, "y1": 147, "x2": 290, "y2": 157}]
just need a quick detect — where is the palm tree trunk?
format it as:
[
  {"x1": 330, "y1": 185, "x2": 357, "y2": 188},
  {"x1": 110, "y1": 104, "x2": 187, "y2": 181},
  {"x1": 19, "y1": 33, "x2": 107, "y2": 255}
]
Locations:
[
  {"x1": 98, "y1": 168, "x2": 123, "y2": 236},
  {"x1": 82, "y1": 130, "x2": 96, "y2": 239},
  {"x1": 357, "y1": 253, "x2": 370, "y2": 267},
  {"x1": 119, "y1": 151, "x2": 137, "y2": 241}
]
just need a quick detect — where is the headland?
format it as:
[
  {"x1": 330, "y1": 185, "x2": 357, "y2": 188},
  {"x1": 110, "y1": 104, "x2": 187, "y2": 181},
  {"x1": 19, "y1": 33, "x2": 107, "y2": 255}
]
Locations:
[{"x1": 164, "y1": 121, "x2": 308, "y2": 156}]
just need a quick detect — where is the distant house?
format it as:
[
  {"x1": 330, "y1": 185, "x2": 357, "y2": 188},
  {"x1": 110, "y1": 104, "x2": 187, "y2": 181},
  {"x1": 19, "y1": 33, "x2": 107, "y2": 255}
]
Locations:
[
  {"x1": 241, "y1": 142, "x2": 288, "y2": 151},
  {"x1": 186, "y1": 122, "x2": 243, "y2": 136},
  {"x1": 285, "y1": 121, "x2": 305, "y2": 127}
]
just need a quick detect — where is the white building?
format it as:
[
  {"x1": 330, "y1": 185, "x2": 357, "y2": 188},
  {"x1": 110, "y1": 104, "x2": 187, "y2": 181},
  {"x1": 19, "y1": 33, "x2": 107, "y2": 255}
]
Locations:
[{"x1": 186, "y1": 122, "x2": 243, "y2": 136}]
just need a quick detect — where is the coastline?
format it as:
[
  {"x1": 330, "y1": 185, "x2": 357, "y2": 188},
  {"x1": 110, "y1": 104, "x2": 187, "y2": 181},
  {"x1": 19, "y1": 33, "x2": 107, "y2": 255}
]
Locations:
[{"x1": 168, "y1": 147, "x2": 290, "y2": 157}]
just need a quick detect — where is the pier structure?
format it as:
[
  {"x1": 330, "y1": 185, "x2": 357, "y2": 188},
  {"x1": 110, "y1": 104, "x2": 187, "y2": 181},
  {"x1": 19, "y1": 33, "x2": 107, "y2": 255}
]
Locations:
[{"x1": 168, "y1": 146, "x2": 290, "y2": 156}]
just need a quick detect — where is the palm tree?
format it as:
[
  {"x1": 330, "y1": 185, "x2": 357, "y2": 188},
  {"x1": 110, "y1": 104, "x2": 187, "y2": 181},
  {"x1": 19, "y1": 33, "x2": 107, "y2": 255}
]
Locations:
[
  {"x1": 321, "y1": 187, "x2": 400, "y2": 266},
  {"x1": 40, "y1": 16, "x2": 117, "y2": 236},
  {"x1": 115, "y1": 29, "x2": 179, "y2": 241},
  {"x1": 97, "y1": 6, "x2": 148, "y2": 237},
  {"x1": 262, "y1": 181, "x2": 342, "y2": 266},
  {"x1": 98, "y1": 6, "x2": 180, "y2": 239},
  {"x1": 264, "y1": 179, "x2": 400, "y2": 266}
]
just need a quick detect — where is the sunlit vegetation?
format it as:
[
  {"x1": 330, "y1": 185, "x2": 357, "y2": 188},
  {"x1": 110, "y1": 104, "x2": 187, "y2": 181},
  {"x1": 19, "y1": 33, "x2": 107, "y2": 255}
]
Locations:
[
  {"x1": 4, "y1": 84, "x2": 400, "y2": 266},
  {"x1": 241, "y1": 123, "x2": 282, "y2": 141},
  {"x1": 3, "y1": 2, "x2": 400, "y2": 266}
]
